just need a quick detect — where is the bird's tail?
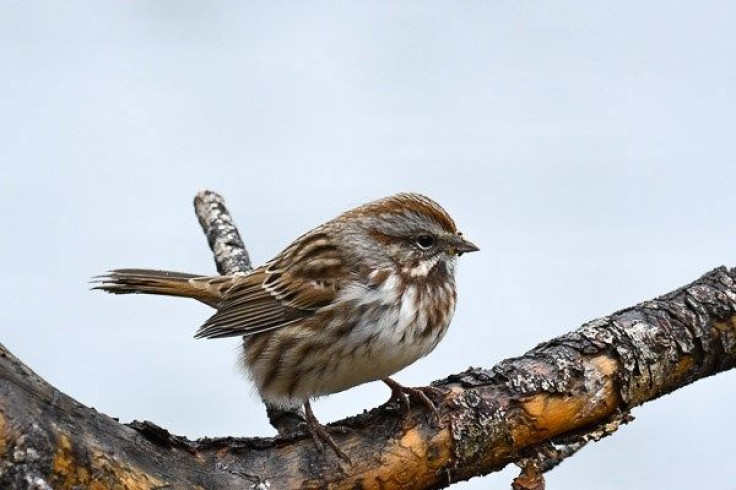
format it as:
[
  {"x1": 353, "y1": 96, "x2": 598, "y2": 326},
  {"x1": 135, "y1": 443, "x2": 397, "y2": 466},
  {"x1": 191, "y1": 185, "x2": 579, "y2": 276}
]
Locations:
[{"x1": 92, "y1": 269, "x2": 229, "y2": 307}]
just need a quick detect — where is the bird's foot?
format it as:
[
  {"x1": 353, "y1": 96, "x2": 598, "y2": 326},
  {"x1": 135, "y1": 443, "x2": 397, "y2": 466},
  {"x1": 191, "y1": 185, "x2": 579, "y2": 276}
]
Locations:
[
  {"x1": 303, "y1": 400, "x2": 351, "y2": 464},
  {"x1": 383, "y1": 377, "x2": 445, "y2": 425}
]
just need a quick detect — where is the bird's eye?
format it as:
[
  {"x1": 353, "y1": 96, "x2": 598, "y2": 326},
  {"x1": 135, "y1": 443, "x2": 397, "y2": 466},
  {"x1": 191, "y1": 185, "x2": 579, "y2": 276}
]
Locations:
[{"x1": 415, "y1": 234, "x2": 436, "y2": 249}]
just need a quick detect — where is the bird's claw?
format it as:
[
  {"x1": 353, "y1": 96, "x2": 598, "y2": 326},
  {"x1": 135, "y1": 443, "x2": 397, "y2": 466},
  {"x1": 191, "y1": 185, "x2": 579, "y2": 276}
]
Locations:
[
  {"x1": 383, "y1": 378, "x2": 445, "y2": 425},
  {"x1": 303, "y1": 400, "x2": 352, "y2": 464}
]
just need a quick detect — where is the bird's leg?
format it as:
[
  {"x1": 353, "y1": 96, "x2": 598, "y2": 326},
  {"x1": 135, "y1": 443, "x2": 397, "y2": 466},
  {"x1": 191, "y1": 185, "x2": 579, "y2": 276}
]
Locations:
[
  {"x1": 303, "y1": 399, "x2": 351, "y2": 463},
  {"x1": 383, "y1": 377, "x2": 444, "y2": 424}
]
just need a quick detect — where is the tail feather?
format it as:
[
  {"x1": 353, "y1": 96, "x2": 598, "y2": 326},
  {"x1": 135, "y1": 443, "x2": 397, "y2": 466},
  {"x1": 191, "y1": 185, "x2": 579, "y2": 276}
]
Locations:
[{"x1": 92, "y1": 269, "x2": 226, "y2": 307}]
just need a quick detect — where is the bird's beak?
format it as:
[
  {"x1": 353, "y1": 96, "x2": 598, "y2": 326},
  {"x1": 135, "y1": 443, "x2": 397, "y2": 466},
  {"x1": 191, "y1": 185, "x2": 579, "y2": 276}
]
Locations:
[{"x1": 446, "y1": 234, "x2": 480, "y2": 256}]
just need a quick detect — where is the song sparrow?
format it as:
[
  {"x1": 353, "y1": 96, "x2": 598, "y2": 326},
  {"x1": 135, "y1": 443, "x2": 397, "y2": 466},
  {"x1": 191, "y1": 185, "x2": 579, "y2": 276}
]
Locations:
[{"x1": 94, "y1": 193, "x2": 478, "y2": 461}]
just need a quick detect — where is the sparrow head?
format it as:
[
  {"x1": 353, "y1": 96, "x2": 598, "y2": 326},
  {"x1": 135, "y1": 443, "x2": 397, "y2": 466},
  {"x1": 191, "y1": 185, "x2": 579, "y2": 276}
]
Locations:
[{"x1": 336, "y1": 193, "x2": 479, "y2": 278}]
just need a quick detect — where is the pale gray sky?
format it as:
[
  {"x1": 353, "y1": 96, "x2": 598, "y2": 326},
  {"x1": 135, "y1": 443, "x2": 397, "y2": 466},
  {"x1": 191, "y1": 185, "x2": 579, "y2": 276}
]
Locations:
[{"x1": 2, "y1": 2, "x2": 735, "y2": 488}]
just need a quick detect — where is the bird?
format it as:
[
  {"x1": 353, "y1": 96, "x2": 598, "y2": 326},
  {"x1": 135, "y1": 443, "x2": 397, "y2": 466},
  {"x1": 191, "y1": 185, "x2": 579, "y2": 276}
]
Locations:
[{"x1": 93, "y1": 193, "x2": 478, "y2": 461}]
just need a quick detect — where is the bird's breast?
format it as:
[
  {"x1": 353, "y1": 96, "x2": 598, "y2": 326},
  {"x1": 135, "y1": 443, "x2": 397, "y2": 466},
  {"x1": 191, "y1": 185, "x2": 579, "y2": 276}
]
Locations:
[{"x1": 332, "y1": 272, "x2": 457, "y2": 371}]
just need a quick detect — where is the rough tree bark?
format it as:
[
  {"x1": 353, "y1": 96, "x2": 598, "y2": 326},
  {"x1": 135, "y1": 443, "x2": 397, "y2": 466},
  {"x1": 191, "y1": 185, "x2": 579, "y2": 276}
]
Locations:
[{"x1": 1, "y1": 191, "x2": 735, "y2": 490}]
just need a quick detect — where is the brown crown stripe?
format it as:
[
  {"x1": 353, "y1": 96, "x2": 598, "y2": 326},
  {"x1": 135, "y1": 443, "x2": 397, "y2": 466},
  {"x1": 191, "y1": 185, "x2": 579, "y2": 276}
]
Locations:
[{"x1": 345, "y1": 193, "x2": 457, "y2": 233}]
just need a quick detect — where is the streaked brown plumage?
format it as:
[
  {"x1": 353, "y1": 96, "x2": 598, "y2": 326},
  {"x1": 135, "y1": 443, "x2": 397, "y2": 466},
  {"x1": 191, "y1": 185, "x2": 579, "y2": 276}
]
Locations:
[{"x1": 94, "y1": 193, "x2": 478, "y2": 461}]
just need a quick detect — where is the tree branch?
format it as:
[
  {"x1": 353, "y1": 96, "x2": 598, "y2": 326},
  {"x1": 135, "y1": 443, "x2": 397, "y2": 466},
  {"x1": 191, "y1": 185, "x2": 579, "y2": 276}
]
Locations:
[
  {"x1": 1, "y1": 191, "x2": 735, "y2": 489},
  {"x1": 193, "y1": 190, "x2": 252, "y2": 276}
]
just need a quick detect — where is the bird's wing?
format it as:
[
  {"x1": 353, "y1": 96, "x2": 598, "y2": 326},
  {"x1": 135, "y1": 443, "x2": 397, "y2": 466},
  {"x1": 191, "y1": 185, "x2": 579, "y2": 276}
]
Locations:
[{"x1": 195, "y1": 231, "x2": 347, "y2": 339}]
